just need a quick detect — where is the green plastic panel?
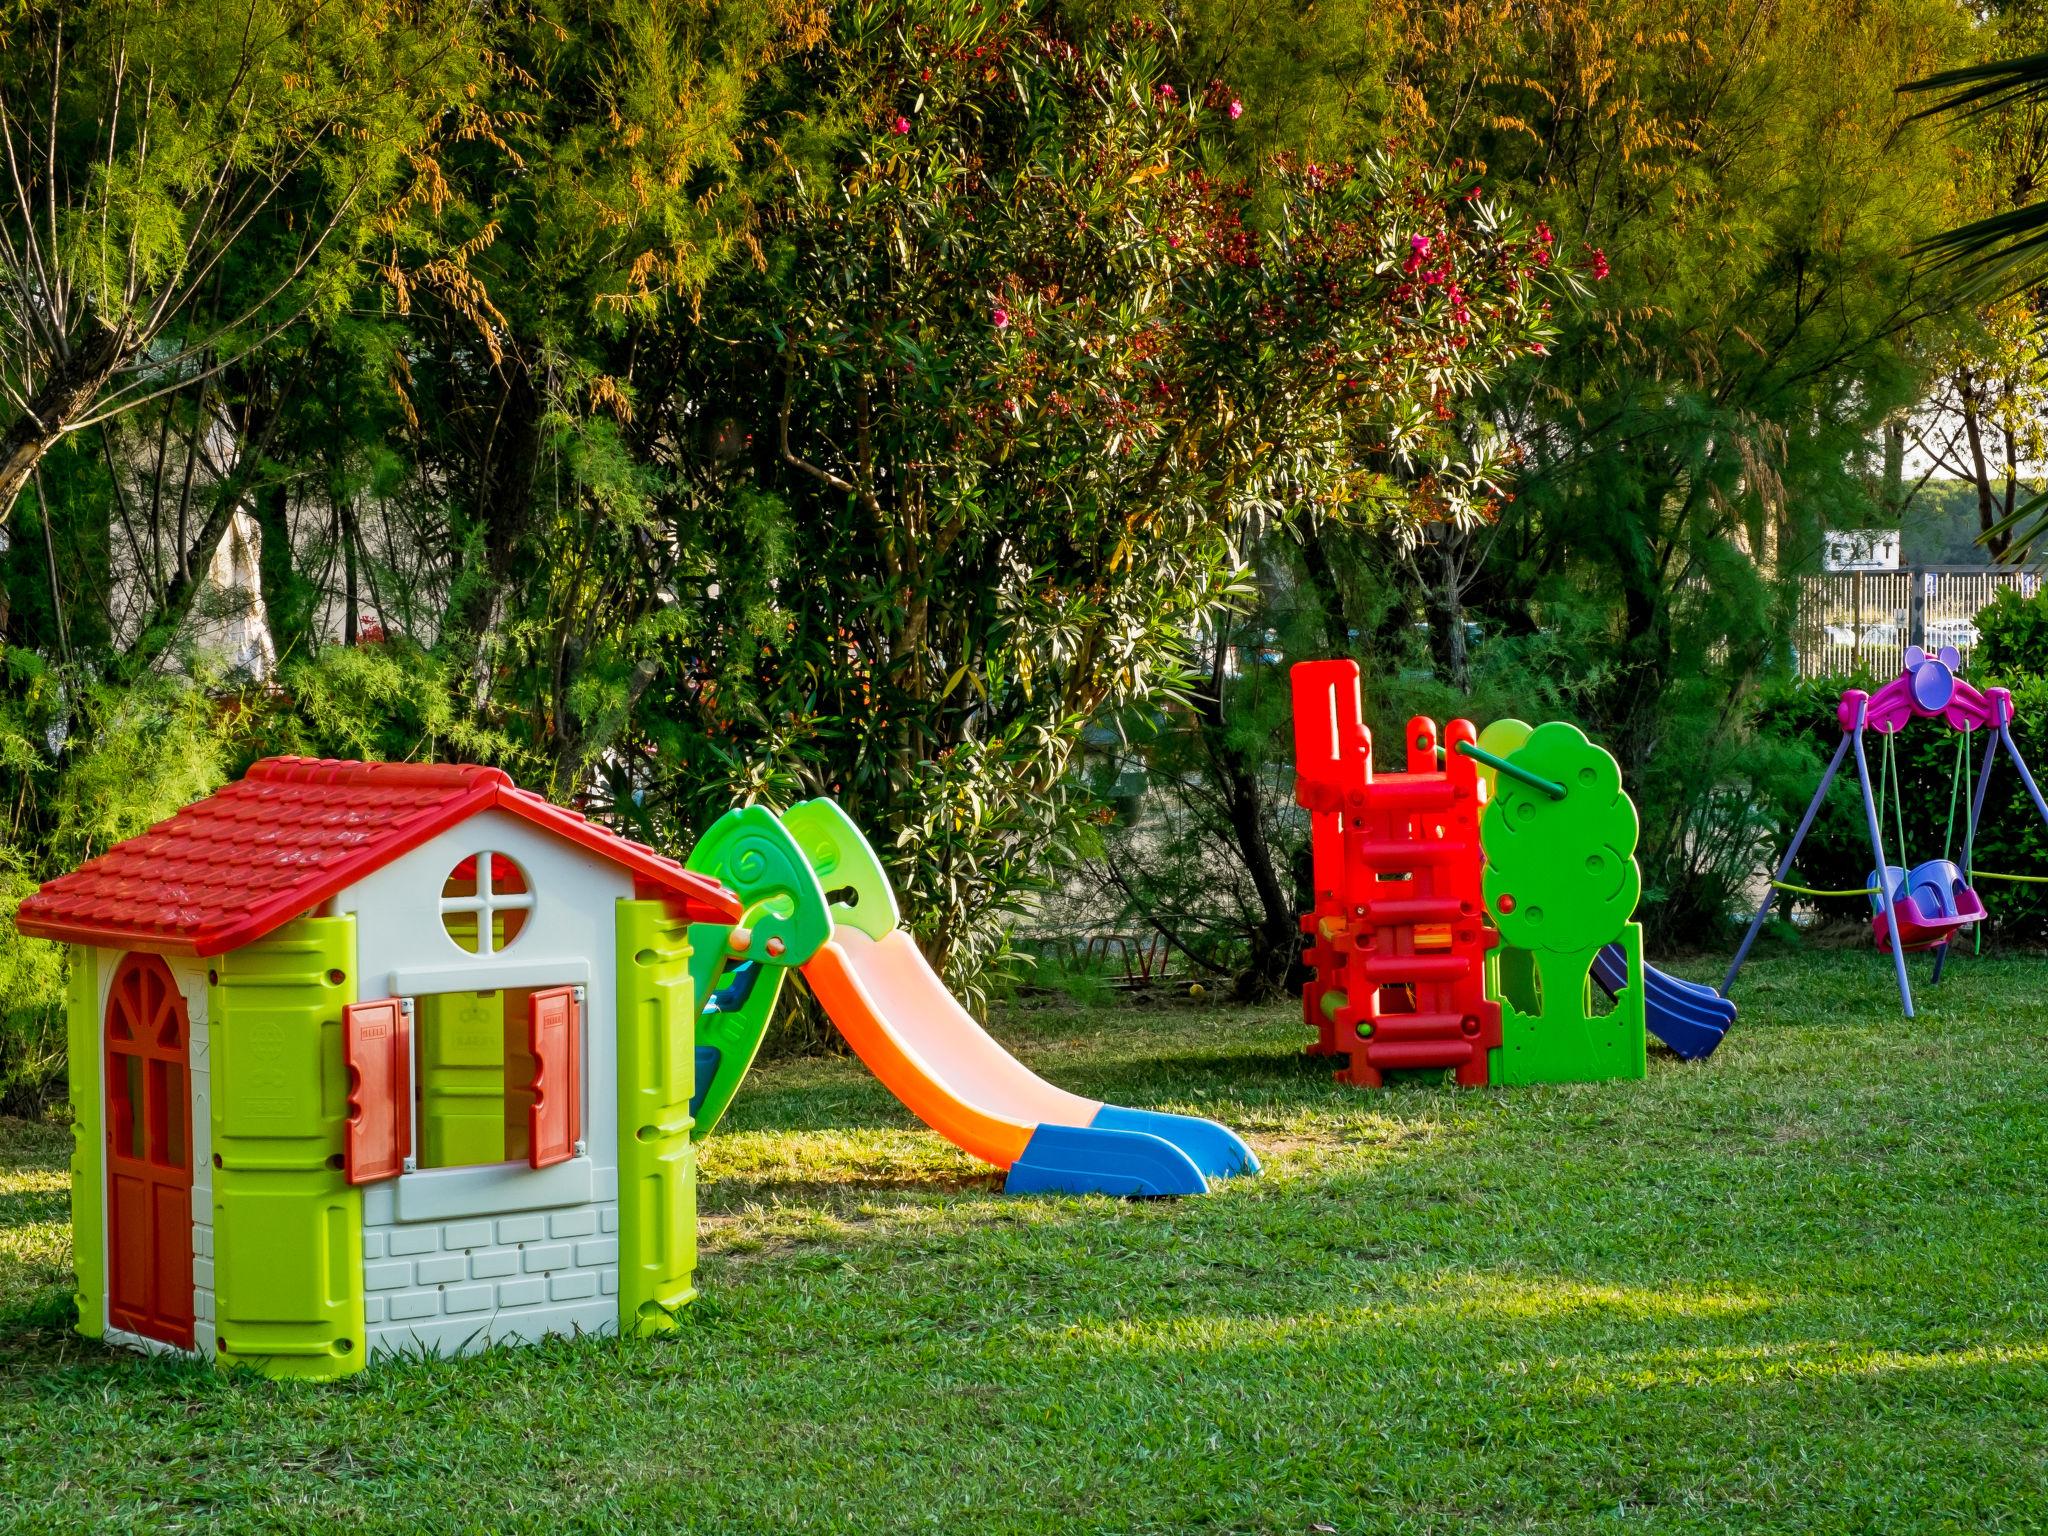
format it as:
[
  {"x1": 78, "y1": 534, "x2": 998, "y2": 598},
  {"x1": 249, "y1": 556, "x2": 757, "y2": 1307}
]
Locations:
[
  {"x1": 687, "y1": 922, "x2": 791, "y2": 1141},
  {"x1": 66, "y1": 946, "x2": 104, "y2": 1340},
  {"x1": 684, "y1": 805, "x2": 833, "y2": 967},
  {"x1": 416, "y1": 991, "x2": 506, "y2": 1167},
  {"x1": 212, "y1": 1166, "x2": 365, "y2": 1378},
  {"x1": 616, "y1": 899, "x2": 699, "y2": 1335},
  {"x1": 209, "y1": 918, "x2": 355, "y2": 1172},
  {"x1": 781, "y1": 799, "x2": 900, "y2": 939},
  {"x1": 1482, "y1": 721, "x2": 1641, "y2": 958},
  {"x1": 208, "y1": 917, "x2": 364, "y2": 1379},
  {"x1": 1491, "y1": 923, "x2": 1648, "y2": 1086},
  {"x1": 1480, "y1": 724, "x2": 1647, "y2": 1087},
  {"x1": 1472, "y1": 718, "x2": 1534, "y2": 802}
]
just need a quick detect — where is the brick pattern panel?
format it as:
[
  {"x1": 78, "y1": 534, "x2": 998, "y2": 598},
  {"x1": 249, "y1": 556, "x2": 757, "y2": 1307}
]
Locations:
[{"x1": 363, "y1": 1203, "x2": 620, "y2": 1357}]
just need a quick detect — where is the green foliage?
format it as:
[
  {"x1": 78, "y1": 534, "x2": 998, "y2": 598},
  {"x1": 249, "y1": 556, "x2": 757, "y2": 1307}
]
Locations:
[
  {"x1": 0, "y1": 667, "x2": 236, "y2": 1112},
  {"x1": 621, "y1": 0, "x2": 1569, "y2": 996},
  {"x1": 1974, "y1": 582, "x2": 2048, "y2": 676}
]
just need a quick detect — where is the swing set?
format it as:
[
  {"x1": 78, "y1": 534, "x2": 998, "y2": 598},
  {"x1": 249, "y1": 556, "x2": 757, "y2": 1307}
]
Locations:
[{"x1": 1724, "y1": 645, "x2": 2048, "y2": 1017}]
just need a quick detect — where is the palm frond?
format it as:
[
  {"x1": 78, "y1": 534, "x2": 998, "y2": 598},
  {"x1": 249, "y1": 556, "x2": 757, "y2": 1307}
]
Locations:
[
  {"x1": 1899, "y1": 53, "x2": 2048, "y2": 299},
  {"x1": 1898, "y1": 50, "x2": 2048, "y2": 121},
  {"x1": 1978, "y1": 487, "x2": 2048, "y2": 564}
]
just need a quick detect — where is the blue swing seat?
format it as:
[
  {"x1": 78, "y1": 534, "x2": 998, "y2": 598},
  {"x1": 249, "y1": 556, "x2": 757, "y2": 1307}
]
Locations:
[{"x1": 1868, "y1": 859, "x2": 1987, "y2": 953}]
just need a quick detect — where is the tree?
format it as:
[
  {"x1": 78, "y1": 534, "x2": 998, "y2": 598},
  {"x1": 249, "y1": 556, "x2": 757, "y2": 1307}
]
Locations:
[
  {"x1": 1379, "y1": 0, "x2": 1970, "y2": 938},
  {"x1": 0, "y1": 0, "x2": 490, "y2": 528},
  {"x1": 610, "y1": 0, "x2": 1576, "y2": 993},
  {"x1": 1902, "y1": 303, "x2": 2048, "y2": 561}
]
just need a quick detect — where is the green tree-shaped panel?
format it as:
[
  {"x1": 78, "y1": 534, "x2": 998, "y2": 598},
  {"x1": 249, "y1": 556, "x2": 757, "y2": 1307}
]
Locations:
[{"x1": 1482, "y1": 722, "x2": 1641, "y2": 954}]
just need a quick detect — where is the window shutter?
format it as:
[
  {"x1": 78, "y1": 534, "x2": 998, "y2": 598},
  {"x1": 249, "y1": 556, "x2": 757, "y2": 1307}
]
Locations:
[
  {"x1": 343, "y1": 998, "x2": 410, "y2": 1185},
  {"x1": 528, "y1": 986, "x2": 582, "y2": 1169}
]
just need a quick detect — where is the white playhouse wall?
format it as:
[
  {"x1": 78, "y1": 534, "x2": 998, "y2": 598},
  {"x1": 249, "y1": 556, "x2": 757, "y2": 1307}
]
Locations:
[{"x1": 326, "y1": 806, "x2": 634, "y2": 1359}]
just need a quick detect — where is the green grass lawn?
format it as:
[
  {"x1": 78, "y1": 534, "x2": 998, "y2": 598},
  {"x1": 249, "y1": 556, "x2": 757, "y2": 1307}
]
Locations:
[{"x1": 2, "y1": 949, "x2": 2046, "y2": 1533}]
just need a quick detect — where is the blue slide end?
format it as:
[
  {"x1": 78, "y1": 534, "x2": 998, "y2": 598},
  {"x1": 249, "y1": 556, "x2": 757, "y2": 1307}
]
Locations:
[
  {"x1": 1089, "y1": 1105, "x2": 1260, "y2": 1180},
  {"x1": 1005, "y1": 1124, "x2": 1210, "y2": 1198},
  {"x1": 1592, "y1": 945, "x2": 1735, "y2": 1062}
]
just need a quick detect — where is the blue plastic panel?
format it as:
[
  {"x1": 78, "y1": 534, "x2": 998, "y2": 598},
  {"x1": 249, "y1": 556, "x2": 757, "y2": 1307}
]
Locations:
[
  {"x1": 1004, "y1": 1124, "x2": 1209, "y2": 1198},
  {"x1": 1089, "y1": 1105, "x2": 1259, "y2": 1180}
]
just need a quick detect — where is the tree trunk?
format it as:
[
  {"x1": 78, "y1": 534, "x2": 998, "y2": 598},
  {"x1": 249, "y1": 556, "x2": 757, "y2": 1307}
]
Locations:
[
  {"x1": 446, "y1": 360, "x2": 544, "y2": 647},
  {"x1": 341, "y1": 498, "x2": 360, "y2": 646},
  {"x1": 1194, "y1": 633, "x2": 1306, "y2": 1000},
  {"x1": 0, "y1": 325, "x2": 131, "y2": 531},
  {"x1": 250, "y1": 478, "x2": 313, "y2": 658},
  {"x1": 1881, "y1": 415, "x2": 1906, "y2": 517},
  {"x1": 1422, "y1": 535, "x2": 1471, "y2": 691},
  {"x1": 1958, "y1": 369, "x2": 2007, "y2": 559},
  {"x1": 1297, "y1": 523, "x2": 1356, "y2": 659}
]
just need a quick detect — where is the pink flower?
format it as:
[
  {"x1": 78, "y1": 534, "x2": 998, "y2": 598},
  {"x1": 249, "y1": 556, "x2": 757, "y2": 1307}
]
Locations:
[
  {"x1": 1228, "y1": 99, "x2": 1243, "y2": 120},
  {"x1": 1156, "y1": 82, "x2": 1177, "y2": 100},
  {"x1": 892, "y1": 116, "x2": 910, "y2": 135},
  {"x1": 992, "y1": 307, "x2": 1010, "y2": 330},
  {"x1": 1410, "y1": 234, "x2": 1432, "y2": 258},
  {"x1": 1587, "y1": 247, "x2": 1610, "y2": 281}
]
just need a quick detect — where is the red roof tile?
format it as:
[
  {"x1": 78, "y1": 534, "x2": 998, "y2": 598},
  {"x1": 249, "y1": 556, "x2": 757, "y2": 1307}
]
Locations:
[{"x1": 15, "y1": 756, "x2": 740, "y2": 956}]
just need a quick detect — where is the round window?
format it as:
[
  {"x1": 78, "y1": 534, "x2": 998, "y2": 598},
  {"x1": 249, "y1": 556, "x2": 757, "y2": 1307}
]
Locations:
[{"x1": 440, "y1": 852, "x2": 532, "y2": 956}]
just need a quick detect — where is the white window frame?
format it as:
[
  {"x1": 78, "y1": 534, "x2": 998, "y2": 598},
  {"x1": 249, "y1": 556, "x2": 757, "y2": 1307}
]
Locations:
[{"x1": 438, "y1": 849, "x2": 535, "y2": 957}]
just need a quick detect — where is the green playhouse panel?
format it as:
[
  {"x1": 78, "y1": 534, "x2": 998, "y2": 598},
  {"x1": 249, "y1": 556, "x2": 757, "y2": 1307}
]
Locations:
[
  {"x1": 210, "y1": 918, "x2": 356, "y2": 1172},
  {"x1": 417, "y1": 990, "x2": 508, "y2": 1167},
  {"x1": 616, "y1": 898, "x2": 699, "y2": 1335},
  {"x1": 212, "y1": 1166, "x2": 365, "y2": 1377},
  {"x1": 208, "y1": 917, "x2": 365, "y2": 1379},
  {"x1": 65, "y1": 945, "x2": 104, "y2": 1340}
]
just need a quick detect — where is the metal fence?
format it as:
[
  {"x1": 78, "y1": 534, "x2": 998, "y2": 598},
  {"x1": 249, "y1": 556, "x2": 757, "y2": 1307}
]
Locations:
[{"x1": 1792, "y1": 567, "x2": 2043, "y2": 679}]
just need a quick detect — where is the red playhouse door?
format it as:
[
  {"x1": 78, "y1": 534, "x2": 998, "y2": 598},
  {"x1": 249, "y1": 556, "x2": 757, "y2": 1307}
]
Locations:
[{"x1": 105, "y1": 954, "x2": 195, "y2": 1348}]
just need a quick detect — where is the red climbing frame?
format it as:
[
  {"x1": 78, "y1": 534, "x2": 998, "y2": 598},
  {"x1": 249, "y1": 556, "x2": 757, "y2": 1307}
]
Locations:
[{"x1": 1291, "y1": 660, "x2": 1500, "y2": 1087}]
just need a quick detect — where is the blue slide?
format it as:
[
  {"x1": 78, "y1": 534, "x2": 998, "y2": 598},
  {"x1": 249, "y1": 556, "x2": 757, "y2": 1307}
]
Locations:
[{"x1": 1591, "y1": 945, "x2": 1735, "y2": 1061}]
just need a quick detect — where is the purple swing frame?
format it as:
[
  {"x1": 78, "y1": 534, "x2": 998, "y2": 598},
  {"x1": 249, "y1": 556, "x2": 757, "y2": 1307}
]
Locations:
[{"x1": 1722, "y1": 646, "x2": 2048, "y2": 1017}]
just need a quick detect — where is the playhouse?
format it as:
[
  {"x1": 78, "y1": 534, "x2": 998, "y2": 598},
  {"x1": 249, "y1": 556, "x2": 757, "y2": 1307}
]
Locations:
[{"x1": 14, "y1": 756, "x2": 738, "y2": 1378}]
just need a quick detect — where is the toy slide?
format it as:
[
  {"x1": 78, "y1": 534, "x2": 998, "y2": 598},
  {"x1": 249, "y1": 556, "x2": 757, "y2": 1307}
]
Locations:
[
  {"x1": 683, "y1": 800, "x2": 1259, "y2": 1198},
  {"x1": 1590, "y1": 945, "x2": 1734, "y2": 1061}
]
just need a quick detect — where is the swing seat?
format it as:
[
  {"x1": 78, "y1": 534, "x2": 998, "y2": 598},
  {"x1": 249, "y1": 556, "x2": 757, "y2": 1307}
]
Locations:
[{"x1": 1868, "y1": 860, "x2": 1986, "y2": 953}]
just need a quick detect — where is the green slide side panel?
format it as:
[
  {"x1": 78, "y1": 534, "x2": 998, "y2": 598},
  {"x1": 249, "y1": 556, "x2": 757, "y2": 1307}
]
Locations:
[
  {"x1": 616, "y1": 899, "x2": 699, "y2": 1335},
  {"x1": 687, "y1": 921, "x2": 790, "y2": 1141},
  {"x1": 208, "y1": 917, "x2": 364, "y2": 1379},
  {"x1": 66, "y1": 946, "x2": 104, "y2": 1340},
  {"x1": 780, "y1": 798, "x2": 900, "y2": 940},
  {"x1": 684, "y1": 806, "x2": 833, "y2": 967},
  {"x1": 1492, "y1": 925, "x2": 1647, "y2": 1086}
]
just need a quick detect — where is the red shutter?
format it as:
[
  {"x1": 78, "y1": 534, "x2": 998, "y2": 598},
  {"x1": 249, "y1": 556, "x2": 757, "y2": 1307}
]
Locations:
[
  {"x1": 344, "y1": 999, "x2": 411, "y2": 1184},
  {"x1": 529, "y1": 986, "x2": 582, "y2": 1169}
]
